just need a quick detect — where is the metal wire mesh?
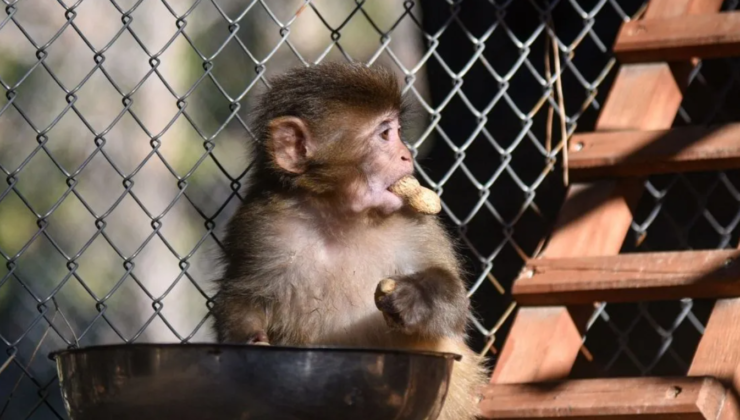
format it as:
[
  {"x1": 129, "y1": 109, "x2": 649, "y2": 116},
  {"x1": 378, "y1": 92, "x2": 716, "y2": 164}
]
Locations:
[{"x1": 2, "y1": 0, "x2": 739, "y2": 418}]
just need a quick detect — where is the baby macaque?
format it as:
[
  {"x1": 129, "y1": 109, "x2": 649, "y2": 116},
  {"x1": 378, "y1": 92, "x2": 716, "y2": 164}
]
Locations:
[{"x1": 211, "y1": 62, "x2": 488, "y2": 420}]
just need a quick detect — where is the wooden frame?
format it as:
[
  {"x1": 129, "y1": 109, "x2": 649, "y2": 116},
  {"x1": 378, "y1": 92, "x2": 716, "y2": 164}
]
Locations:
[
  {"x1": 485, "y1": 0, "x2": 724, "y2": 387},
  {"x1": 480, "y1": 1, "x2": 740, "y2": 418}
]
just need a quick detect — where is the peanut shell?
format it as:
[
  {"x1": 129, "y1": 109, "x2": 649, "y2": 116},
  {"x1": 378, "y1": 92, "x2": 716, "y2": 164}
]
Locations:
[
  {"x1": 388, "y1": 175, "x2": 420, "y2": 198},
  {"x1": 388, "y1": 175, "x2": 441, "y2": 215},
  {"x1": 408, "y1": 187, "x2": 441, "y2": 214}
]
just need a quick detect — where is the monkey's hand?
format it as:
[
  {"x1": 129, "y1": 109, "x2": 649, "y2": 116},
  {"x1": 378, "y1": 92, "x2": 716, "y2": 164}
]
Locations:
[
  {"x1": 246, "y1": 330, "x2": 271, "y2": 346},
  {"x1": 374, "y1": 279, "x2": 406, "y2": 329},
  {"x1": 374, "y1": 270, "x2": 468, "y2": 337}
]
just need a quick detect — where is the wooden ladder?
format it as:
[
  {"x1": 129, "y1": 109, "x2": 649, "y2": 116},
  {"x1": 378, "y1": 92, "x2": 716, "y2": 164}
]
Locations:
[{"x1": 479, "y1": 1, "x2": 740, "y2": 418}]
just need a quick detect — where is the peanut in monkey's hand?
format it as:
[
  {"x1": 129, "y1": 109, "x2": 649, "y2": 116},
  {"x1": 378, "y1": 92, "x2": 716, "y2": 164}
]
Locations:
[
  {"x1": 374, "y1": 278, "x2": 432, "y2": 334},
  {"x1": 388, "y1": 175, "x2": 441, "y2": 215},
  {"x1": 374, "y1": 279, "x2": 403, "y2": 328}
]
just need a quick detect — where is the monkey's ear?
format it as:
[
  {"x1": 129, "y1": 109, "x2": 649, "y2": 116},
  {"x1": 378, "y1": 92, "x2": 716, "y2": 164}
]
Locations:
[{"x1": 266, "y1": 116, "x2": 314, "y2": 174}]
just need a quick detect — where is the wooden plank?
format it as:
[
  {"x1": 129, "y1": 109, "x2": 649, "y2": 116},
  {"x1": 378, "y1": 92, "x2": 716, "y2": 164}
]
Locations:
[
  {"x1": 686, "y1": 216, "x2": 740, "y2": 420},
  {"x1": 569, "y1": 123, "x2": 740, "y2": 181},
  {"x1": 690, "y1": 298, "x2": 740, "y2": 385},
  {"x1": 512, "y1": 250, "x2": 740, "y2": 306},
  {"x1": 488, "y1": 307, "x2": 583, "y2": 384},
  {"x1": 615, "y1": 12, "x2": 740, "y2": 63},
  {"x1": 487, "y1": 0, "x2": 723, "y2": 390},
  {"x1": 688, "y1": 300, "x2": 740, "y2": 420},
  {"x1": 643, "y1": 0, "x2": 725, "y2": 92},
  {"x1": 479, "y1": 376, "x2": 726, "y2": 419},
  {"x1": 595, "y1": 63, "x2": 684, "y2": 131},
  {"x1": 644, "y1": 0, "x2": 724, "y2": 18},
  {"x1": 719, "y1": 396, "x2": 740, "y2": 420},
  {"x1": 642, "y1": 0, "x2": 722, "y2": 92},
  {"x1": 541, "y1": 181, "x2": 646, "y2": 259}
]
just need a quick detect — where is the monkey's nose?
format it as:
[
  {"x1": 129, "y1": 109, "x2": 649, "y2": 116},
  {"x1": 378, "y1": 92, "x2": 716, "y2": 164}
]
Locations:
[{"x1": 400, "y1": 149, "x2": 412, "y2": 162}]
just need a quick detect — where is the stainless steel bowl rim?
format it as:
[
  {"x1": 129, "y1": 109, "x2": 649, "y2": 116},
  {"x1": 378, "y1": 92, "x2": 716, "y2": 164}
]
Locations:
[{"x1": 49, "y1": 343, "x2": 463, "y2": 361}]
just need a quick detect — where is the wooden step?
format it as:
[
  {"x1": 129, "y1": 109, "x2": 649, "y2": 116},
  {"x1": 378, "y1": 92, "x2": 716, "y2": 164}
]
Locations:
[
  {"x1": 512, "y1": 250, "x2": 740, "y2": 306},
  {"x1": 568, "y1": 123, "x2": 740, "y2": 181},
  {"x1": 614, "y1": 11, "x2": 740, "y2": 63},
  {"x1": 479, "y1": 376, "x2": 726, "y2": 419}
]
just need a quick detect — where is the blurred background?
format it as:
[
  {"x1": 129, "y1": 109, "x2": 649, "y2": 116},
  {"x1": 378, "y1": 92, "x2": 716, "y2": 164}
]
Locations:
[{"x1": 2, "y1": 0, "x2": 740, "y2": 418}]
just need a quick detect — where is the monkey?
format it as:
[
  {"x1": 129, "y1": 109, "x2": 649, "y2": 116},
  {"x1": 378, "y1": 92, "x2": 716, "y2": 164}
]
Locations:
[{"x1": 210, "y1": 62, "x2": 489, "y2": 420}]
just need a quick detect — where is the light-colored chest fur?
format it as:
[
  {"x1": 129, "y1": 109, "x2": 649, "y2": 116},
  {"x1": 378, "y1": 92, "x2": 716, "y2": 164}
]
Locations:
[{"x1": 276, "y1": 216, "x2": 419, "y2": 343}]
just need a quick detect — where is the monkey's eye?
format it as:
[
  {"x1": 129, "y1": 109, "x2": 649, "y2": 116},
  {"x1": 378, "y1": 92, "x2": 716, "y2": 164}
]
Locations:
[{"x1": 380, "y1": 128, "x2": 390, "y2": 141}]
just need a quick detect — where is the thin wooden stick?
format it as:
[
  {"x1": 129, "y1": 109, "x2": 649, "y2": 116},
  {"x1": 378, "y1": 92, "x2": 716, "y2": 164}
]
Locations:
[
  {"x1": 552, "y1": 23, "x2": 569, "y2": 186},
  {"x1": 545, "y1": 26, "x2": 553, "y2": 154}
]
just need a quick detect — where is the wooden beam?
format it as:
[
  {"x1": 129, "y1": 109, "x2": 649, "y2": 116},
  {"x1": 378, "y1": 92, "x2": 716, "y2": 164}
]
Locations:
[
  {"x1": 479, "y1": 377, "x2": 726, "y2": 419},
  {"x1": 568, "y1": 123, "x2": 740, "y2": 181},
  {"x1": 615, "y1": 12, "x2": 740, "y2": 63},
  {"x1": 513, "y1": 250, "x2": 740, "y2": 306}
]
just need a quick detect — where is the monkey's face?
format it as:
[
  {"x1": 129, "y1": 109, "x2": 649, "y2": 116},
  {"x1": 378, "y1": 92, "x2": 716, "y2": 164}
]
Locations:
[
  {"x1": 266, "y1": 112, "x2": 413, "y2": 216},
  {"x1": 349, "y1": 116, "x2": 414, "y2": 215}
]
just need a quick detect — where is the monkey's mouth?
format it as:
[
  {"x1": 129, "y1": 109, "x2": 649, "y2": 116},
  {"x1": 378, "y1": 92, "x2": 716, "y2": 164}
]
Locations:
[
  {"x1": 385, "y1": 185, "x2": 402, "y2": 199},
  {"x1": 384, "y1": 187, "x2": 403, "y2": 200},
  {"x1": 382, "y1": 172, "x2": 414, "y2": 209}
]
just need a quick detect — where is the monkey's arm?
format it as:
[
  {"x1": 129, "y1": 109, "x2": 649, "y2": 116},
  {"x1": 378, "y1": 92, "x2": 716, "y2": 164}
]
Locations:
[
  {"x1": 375, "y1": 267, "x2": 469, "y2": 338},
  {"x1": 211, "y1": 288, "x2": 271, "y2": 345},
  {"x1": 375, "y1": 217, "x2": 469, "y2": 339},
  {"x1": 212, "y1": 202, "x2": 287, "y2": 345}
]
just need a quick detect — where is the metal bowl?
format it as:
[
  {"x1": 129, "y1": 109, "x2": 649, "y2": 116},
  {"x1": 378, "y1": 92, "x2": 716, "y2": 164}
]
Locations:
[{"x1": 50, "y1": 343, "x2": 460, "y2": 420}]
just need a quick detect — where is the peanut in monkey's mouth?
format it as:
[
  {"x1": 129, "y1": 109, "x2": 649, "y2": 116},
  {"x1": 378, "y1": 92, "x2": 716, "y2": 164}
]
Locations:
[
  {"x1": 387, "y1": 172, "x2": 414, "y2": 190},
  {"x1": 386, "y1": 185, "x2": 403, "y2": 198}
]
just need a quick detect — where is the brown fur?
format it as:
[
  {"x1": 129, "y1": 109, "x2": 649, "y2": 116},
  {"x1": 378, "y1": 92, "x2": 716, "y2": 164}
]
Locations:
[{"x1": 211, "y1": 62, "x2": 488, "y2": 420}]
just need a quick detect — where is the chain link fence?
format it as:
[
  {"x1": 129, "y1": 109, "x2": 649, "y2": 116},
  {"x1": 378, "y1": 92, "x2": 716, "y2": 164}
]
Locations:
[{"x1": 2, "y1": 0, "x2": 739, "y2": 418}]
